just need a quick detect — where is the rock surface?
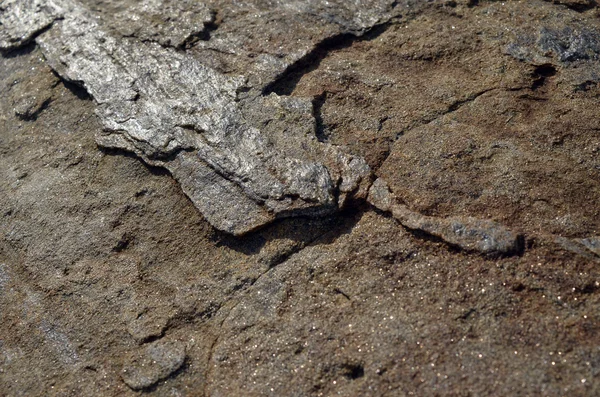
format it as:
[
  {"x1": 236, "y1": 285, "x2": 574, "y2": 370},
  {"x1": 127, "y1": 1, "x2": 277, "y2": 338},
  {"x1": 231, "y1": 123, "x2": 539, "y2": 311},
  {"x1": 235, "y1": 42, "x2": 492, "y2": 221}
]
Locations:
[
  {"x1": 121, "y1": 339, "x2": 187, "y2": 390},
  {"x1": 1, "y1": 0, "x2": 600, "y2": 396},
  {"x1": 0, "y1": 0, "x2": 378, "y2": 235}
]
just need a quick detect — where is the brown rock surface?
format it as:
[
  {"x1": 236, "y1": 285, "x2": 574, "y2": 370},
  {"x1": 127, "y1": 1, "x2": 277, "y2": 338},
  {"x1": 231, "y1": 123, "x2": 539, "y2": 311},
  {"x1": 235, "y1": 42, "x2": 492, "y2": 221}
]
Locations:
[{"x1": 1, "y1": 1, "x2": 599, "y2": 396}]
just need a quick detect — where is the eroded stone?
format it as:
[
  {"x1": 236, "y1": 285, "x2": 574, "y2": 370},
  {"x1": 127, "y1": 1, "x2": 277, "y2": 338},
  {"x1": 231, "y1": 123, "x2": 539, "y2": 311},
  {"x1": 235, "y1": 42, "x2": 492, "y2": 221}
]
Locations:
[
  {"x1": 0, "y1": 0, "x2": 376, "y2": 235},
  {"x1": 391, "y1": 204, "x2": 523, "y2": 255},
  {"x1": 121, "y1": 339, "x2": 186, "y2": 391},
  {"x1": 0, "y1": 0, "x2": 58, "y2": 51},
  {"x1": 580, "y1": 236, "x2": 600, "y2": 257}
]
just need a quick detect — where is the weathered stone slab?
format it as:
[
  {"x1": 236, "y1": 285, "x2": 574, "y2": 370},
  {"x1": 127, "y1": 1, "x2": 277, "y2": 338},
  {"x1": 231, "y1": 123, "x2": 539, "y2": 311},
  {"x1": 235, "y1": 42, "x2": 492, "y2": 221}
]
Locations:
[
  {"x1": 0, "y1": 0, "x2": 375, "y2": 235},
  {"x1": 368, "y1": 178, "x2": 523, "y2": 255}
]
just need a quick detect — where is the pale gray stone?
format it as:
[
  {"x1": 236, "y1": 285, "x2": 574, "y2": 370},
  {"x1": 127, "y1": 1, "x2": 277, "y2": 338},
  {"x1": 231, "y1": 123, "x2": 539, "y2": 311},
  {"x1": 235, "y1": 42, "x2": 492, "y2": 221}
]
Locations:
[
  {"x1": 580, "y1": 236, "x2": 600, "y2": 257},
  {"x1": 391, "y1": 204, "x2": 523, "y2": 255},
  {"x1": 367, "y1": 178, "x2": 393, "y2": 212},
  {"x1": 0, "y1": 0, "x2": 58, "y2": 50},
  {"x1": 0, "y1": 0, "x2": 375, "y2": 235}
]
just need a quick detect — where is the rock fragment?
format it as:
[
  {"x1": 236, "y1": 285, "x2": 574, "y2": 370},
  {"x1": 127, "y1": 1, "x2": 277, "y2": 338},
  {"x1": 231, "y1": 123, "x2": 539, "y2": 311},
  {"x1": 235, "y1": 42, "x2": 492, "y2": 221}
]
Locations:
[
  {"x1": 506, "y1": 21, "x2": 600, "y2": 87},
  {"x1": 507, "y1": 25, "x2": 600, "y2": 65},
  {"x1": 0, "y1": 0, "x2": 375, "y2": 235},
  {"x1": 391, "y1": 205, "x2": 524, "y2": 255},
  {"x1": 367, "y1": 179, "x2": 523, "y2": 255},
  {"x1": 121, "y1": 339, "x2": 186, "y2": 391},
  {"x1": 367, "y1": 178, "x2": 393, "y2": 212},
  {"x1": 102, "y1": 0, "x2": 214, "y2": 48},
  {"x1": 553, "y1": 236, "x2": 600, "y2": 259},
  {"x1": 127, "y1": 313, "x2": 169, "y2": 344},
  {"x1": 579, "y1": 236, "x2": 600, "y2": 257}
]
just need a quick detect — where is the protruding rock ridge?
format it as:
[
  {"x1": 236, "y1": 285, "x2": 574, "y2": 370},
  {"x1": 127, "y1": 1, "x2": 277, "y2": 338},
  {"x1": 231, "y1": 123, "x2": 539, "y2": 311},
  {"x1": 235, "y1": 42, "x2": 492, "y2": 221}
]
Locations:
[
  {"x1": 0, "y1": 0, "x2": 374, "y2": 235},
  {"x1": 368, "y1": 179, "x2": 524, "y2": 256}
]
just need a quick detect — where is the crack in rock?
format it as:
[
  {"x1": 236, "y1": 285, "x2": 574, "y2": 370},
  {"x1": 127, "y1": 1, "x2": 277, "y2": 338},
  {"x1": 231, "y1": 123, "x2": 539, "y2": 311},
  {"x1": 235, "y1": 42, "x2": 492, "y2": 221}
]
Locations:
[{"x1": 0, "y1": 0, "x2": 526, "y2": 255}]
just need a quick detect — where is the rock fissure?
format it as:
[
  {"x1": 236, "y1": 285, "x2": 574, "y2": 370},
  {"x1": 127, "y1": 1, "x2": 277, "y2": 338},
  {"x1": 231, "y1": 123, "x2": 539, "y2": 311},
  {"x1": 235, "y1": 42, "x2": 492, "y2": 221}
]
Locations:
[{"x1": 262, "y1": 21, "x2": 394, "y2": 96}]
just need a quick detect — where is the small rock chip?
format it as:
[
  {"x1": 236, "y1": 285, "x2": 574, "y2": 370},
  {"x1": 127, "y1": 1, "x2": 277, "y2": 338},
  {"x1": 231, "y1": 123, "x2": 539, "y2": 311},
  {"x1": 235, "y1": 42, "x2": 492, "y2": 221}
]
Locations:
[
  {"x1": 121, "y1": 339, "x2": 186, "y2": 391},
  {"x1": 554, "y1": 236, "x2": 593, "y2": 258},
  {"x1": 127, "y1": 313, "x2": 169, "y2": 344},
  {"x1": 367, "y1": 178, "x2": 393, "y2": 212}
]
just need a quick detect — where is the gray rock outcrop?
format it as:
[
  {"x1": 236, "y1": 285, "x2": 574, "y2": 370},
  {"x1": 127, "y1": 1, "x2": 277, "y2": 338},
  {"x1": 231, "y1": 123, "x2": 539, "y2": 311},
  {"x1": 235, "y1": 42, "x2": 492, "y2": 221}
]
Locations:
[{"x1": 0, "y1": 0, "x2": 381, "y2": 235}]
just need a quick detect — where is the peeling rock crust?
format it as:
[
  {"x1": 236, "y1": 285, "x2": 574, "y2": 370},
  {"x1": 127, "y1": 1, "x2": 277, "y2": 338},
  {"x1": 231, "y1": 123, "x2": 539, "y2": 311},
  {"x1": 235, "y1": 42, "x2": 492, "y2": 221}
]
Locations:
[{"x1": 1, "y1": 0, "x2": 383, "y2": 235}]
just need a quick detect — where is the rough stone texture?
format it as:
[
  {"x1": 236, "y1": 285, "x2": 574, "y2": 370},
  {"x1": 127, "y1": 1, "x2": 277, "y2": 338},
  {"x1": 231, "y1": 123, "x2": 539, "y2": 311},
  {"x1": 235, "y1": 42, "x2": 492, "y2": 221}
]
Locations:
[
  {"x1": 121, "y1": 339, "x2": 186, "y2": 390},
  {"x1": 391, "y1": 205, "x2": 524, "y2": 256},
  {"x1": 1, "y1": 0, "x2": 376, "y2": 235},
  {"x1": 84, "y1": 0, "x2": 215, "y2": 49},
  {"x1": 1, "y1": 0, "x2": 600, "y2": 396},
  {"x1": 368, "y1": 178, "x2": 522, "y2": 255},
  {"x1": 0, "y1": 0, "x2": 58, "y2": 50},
  {"x1": 580, "y1": 236, "x2": 600, "y2": 257}
]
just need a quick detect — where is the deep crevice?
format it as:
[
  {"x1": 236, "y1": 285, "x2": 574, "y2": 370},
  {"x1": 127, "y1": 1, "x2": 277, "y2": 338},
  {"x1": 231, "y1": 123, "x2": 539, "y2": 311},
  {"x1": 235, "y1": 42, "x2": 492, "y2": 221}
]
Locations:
[
  {"x1": 97, "y1": 147, "x2": 173, "y2": 177},
  {"x1": 543, "y1": 0, "x2": 598, "y2": 12},
  {"x1": 531, "y1": 64, "x2": 557, "y2": 90},
  {"x1": 178, "y1": 10, "x2": 222, "y2": 50},
  {"x1": 0, "y1": 20, "x2": 58, "y2": 57},
  {"x1": 262, "y1": 22, "x2": 393, "y2": 96},
  {"x1": 0, "y1": 40, "x2": 38, "y2": 58},
  {"x1": 341, "y1": 363, "x2": 365, "y2": 380},
  {"x1": 55, "y1": 74, "x2": 93, "y2": 101}
]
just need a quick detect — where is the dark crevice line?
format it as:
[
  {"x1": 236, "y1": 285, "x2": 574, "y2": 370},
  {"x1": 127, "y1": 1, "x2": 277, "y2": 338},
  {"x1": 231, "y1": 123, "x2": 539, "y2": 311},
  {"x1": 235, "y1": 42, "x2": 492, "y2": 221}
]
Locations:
[
  {"x1": 56, "y1": 75, "x2": 94, "y2": 101},
  {"x1": 531, "y1": 64, "x2": 557, "y2": 90},
  {"x1": 312, "y1": 92, "x2": 328, "y2": 142},
  {"x1": 262, "y1": 21, "x2": 395, "y2": 96},
  {"x1": 445, "y1": 87, "x2": 497, "y2": 113},
  {"x1": 177, "y1": 10, "x2": 222, "y2": 50},
  {"x1": 374, "y1": 87, "x2": 502, "y2": 173},
  {"x1": 542, "y1": 0, "x2": 598, "y2": 12}
]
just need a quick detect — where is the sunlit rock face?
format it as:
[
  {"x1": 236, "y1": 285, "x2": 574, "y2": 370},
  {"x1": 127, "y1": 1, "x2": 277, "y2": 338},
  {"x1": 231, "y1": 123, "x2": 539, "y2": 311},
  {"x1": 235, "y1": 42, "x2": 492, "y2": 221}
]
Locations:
[{"x1": 0, "y1": 0, "x2": 387, "y2": 234}]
